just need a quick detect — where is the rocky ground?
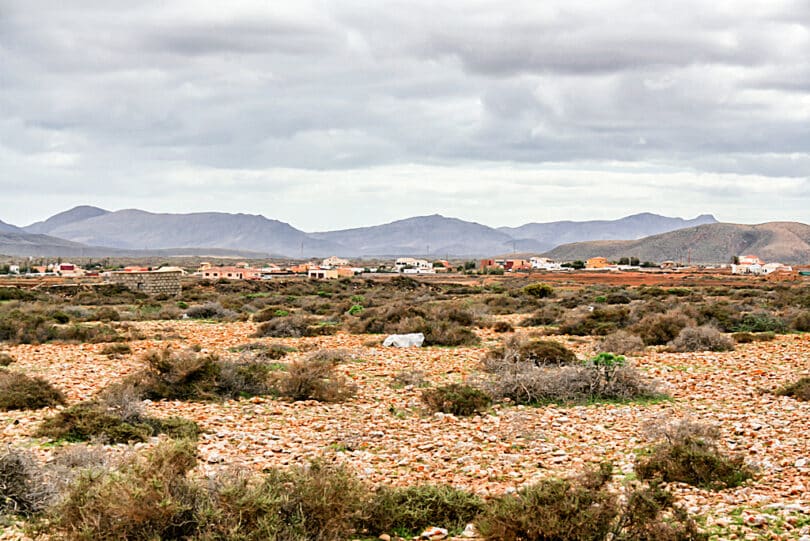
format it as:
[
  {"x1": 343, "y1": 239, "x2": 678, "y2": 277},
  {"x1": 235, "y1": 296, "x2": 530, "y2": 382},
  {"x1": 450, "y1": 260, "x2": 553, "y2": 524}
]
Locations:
[{"x1": 2, "y1": 320, "x2": 809, "y2": 540}]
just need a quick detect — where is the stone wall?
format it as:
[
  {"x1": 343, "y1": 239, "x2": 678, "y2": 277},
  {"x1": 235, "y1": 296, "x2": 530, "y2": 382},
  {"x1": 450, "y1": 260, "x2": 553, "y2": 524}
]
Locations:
[{"x1": 108, "y1": 271, "x2": 182, "y2": 296}]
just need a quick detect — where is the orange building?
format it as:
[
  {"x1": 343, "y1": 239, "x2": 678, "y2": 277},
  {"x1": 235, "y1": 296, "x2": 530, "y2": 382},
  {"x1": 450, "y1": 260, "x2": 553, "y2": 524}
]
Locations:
[{"x1": 586, "y1": 257, "x2": 610, "y2": 269}]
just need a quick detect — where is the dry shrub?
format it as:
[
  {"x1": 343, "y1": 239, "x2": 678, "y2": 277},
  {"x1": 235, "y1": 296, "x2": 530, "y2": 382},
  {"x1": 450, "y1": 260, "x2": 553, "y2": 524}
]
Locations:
[
  {"x1": 231, "y1": 342, "x2": 294, "y2": 361},
  {"x1": 254, "y1": 314, "x2": 339, "y2": 338},
  {"x1": 0, "y1": 447, "x2": 54, "y2": 516},
  {"x1": 792, "y1": 311, "x2": 810, "y2": 332},
  {"x1": 476, "y1": 462, "x2": 705, "y2": 541},
  {"x1": 127, "y1": 348, "x2": 278, "y2": 402},
  {"x1": 51, "y1": 441, "x2": 369, "y2": 541},
  {"x1": 0, "y1": 352, "x2": 14, "y2": 366},
  {"x1": 776, "y1": 377, "x2": 810, "y2": 401},
  {"x1": 363, "y1": 484, "x2": 484, "y2": 537},
  {"x1": 636, "y1": 419, "x2": 753, "y2": 490},
  {"x1": 668, "y1": 326, "x2": 734, "y2": 352},
  {"x1": 52, "y1": 439, "x2": 203, "y2": 540},
  {"x1": 185, "y1": 302, "x2": 234, "y2": 320},
  {"x1": 634, "y1": 310, "x2": 694, "y2": 346},
  {"x1": 558, "y1": 306, "x2": 631, "y2": 336},
  {"x1": 0, "y1": 369, "x2": 65, "y2": 410},
  {"x1": 421, "y1": 384, "x2": 491, "y2": 416},
  {"x1": 598, "y1": 330, "x2": 645, "y2": 355},
  {"x1": 520, "y1": 304, "x2": 563, "y2": 327},
  {"x1": 37, "y1": 384, "x2": 199, "y2": 443},
  {"x1": 731, "y1": 331, "x2": 775, "y2": 343},
  {"x1": 347, "y1": 302, "x2": 479, "y2": 346},
  {"x1": 390, "y1": 370, "x2": 428, "y2": 388},
  {"x1": 279, "y1": 353, "x2": 355, "y2": 402},
  {"x1": 491, "y1": 320, "x2": 514, "y2": 333},
  {"x1": 483, "y1": 335, "x2": 577, "y2": 371},
  {"x1": 484, "y1": 349, "x2": 660, "y2": 405},
  {"x1": 100, "y1": 342, "x2": 132, "y2": 357}
]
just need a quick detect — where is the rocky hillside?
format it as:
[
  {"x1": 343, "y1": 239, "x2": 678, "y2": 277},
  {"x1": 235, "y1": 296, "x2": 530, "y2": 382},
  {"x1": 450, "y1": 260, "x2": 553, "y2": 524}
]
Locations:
[{"x1": 544, "y1": 222, "x2": 810, "y2": 264}]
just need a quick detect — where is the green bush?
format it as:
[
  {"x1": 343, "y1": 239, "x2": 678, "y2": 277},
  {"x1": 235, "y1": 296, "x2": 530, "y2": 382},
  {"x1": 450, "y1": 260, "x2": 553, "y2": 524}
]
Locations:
[
  {"x1": 363, "y1": 485, "x2": 483, "y2": 537},
  {"x1": 733, "y1": 312, "x2": 787, "y2": 333},
  {"x1": 636, "y1": 420, "x2": 753, "y2": 490},
  {"x1": 522, "y1": 283, "x2": 554, "y2": 298},
  {"x1": 421, "y1": 384, "x2": 491, "y2": 416},
  {"x1": 0, "y1": 369, "x2": 65, "y2": 410}
]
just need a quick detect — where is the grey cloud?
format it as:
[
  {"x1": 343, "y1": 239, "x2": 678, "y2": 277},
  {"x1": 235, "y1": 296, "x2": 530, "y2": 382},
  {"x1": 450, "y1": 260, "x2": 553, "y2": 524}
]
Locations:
[{"x1": 1, "y1": 1, "x2": 809, "y2": 227}]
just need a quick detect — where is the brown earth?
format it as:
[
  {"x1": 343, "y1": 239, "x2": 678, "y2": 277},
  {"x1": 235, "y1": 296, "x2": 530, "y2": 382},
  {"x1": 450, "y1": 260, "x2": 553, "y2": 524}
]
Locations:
[{"x1": 2, "y1": 318, "x2": 809, "y2": 539}]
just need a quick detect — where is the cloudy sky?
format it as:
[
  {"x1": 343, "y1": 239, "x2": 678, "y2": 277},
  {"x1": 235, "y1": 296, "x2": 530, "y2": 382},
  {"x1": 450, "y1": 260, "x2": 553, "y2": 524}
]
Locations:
[{"x1": 2, "y1": 1, "x2": 808, "y2": 230}]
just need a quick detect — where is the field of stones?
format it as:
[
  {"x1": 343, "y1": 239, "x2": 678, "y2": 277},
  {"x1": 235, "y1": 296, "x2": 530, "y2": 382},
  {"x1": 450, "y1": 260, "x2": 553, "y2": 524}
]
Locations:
[{"x1": 1, "y1": 274, "x2": 809, "y2": 540}]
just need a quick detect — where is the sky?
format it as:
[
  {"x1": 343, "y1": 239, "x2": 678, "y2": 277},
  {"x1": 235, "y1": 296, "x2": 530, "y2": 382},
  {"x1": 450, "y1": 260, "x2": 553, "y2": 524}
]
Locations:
[{"x1": 1, "y1": 1, "x2": 809, "y2": 231}]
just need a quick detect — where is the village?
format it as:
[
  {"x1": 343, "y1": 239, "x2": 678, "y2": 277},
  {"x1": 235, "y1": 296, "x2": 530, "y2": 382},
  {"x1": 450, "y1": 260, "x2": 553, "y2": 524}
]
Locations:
[{"x1": 1, "y1": 252, "x2": 805, "y2": 282}]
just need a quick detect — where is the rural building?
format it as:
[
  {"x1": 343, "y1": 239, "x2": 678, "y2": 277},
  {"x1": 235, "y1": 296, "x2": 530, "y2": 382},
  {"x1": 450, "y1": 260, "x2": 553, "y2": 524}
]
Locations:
[
  {"x1": 504, "y1": 259, "x2": 531, "y2": 271},
  {"x1": 200, "y1": 266, "x2": 262, "y2": 280},
  {"x1": 530, "y1": 257, "x2": 562, "y2": 271},
  {"x1": 109, "y1": 267, "x2": 183, "y2": 296},
  {"x1": 308, "y1": 268, "x2": 339, "y2": 279},
  {"x1": 586, "y1": 257, "x2": 610, "y2": 269},
  {"x1": 322, "y1": 256, "x2": 349, "y2": 268},
  {"x1": 479, "y1": 259, "x2": 502, "y2": 270},
  {"x1": 395, "y1": 257, "x2": 432, "y2": 273}
]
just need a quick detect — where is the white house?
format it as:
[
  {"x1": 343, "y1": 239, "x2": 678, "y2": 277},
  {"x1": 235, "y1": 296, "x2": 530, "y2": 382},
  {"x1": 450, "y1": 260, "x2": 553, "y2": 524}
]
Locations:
[
  {"x1": 395, "y1": 257, "x2": 433, "y2": 273},
  {"x1": 530, "y1": 257, "x2": 562, "y2": 271},
  {"x1": 322, "y1": 256, "x2": 349, "y2": 268}
]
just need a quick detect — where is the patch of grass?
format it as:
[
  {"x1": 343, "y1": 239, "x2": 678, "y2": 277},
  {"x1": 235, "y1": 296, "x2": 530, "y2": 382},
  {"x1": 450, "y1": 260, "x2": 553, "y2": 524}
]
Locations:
[
  {"x1": 636, "y1": 419, "x2": 754, "y2": 490},
  {"x1": 0, "y1": 353, "x2": 14, "y2": 366},
  {"x1": 390, "y1": 370, "x2": 429, "y2": 389},
  {"x1": 0, "y1": 369, "x2": 65, "y2": 411},
  {"x1": 363, "y1": 485, "x2": 483, "y2": 537},
  {"x1": 522, "y1": 283, "x2": 554, "y2": 298},
  {"x1": 421, "y1": 384, "x2": 492, "y2": 416},
  {"x1": 483, "y1": 335, "x2": 577, "y2": 370},
  {"x1": 558, "y1": 306, "x2": 631, "y2": 336}
]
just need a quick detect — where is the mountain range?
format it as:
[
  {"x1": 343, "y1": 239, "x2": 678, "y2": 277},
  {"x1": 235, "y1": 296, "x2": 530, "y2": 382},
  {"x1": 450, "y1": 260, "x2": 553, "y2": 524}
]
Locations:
[
  {"x1": 2, "y1": 207, "x2": 807, "y2": 264},
  {"x1": 8, "y1": 206, "x2": 718, "y2": 259}
]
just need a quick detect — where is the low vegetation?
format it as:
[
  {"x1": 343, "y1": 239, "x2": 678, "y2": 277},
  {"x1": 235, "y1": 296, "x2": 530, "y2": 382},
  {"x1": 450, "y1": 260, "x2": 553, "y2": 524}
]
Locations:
[
  {"x1": 37, "y1": 385, "x2": 199, "y2": 443},
  {"x1": 363, "y1": 484, "x2": 483, "y2": 537},
  {"x1": 668, "y1": 325, "x2": 735, "y2": 352},
  {"x1": 0, "y1": 369, "x2": 65, "y2": 411},
  {"x1": 421, "y1": 383, "x2": 492, "y2": 416},
  {"x1": 278, "y1": 351, "x2": 356, "y2": 402},
  {"x1": 776, "y1": 376, "x2": 810, "y2": 401},
  {"x1": 476, "y1": 462, "x2": 705, "y2": 541},
  {"x1": 636, "y1": 419, "x2": 754, "y2": 490}
]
